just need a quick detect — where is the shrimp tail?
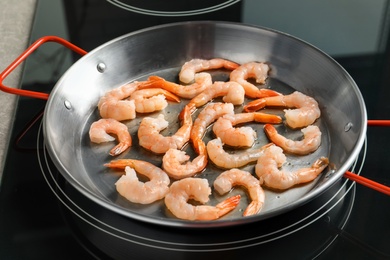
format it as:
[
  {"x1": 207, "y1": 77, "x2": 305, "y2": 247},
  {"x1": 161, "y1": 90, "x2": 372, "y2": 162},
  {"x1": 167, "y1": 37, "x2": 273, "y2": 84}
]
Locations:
[
  {"x1": 313, "y1": 157, "x2": 329, "y2": 170},
  {"x1": 159, "y1": 89, "x2": 181, "y2": 103},
  {"x1": 254, "y1": 112, "x2": 282, "y2": 124},
  {"x1": 104, "y1": 159, "x2": 135, "y2": 169},
  {"x1": 135, "y1": 77, "x2": 181, "y2": 102},
  {"x1": 263, "y1": 123, "x2": 278, "y2": 140},
  {"x1": 243, "y1": 99, "x2": 267, "y2": 112},
  {"x1": 109, "y1": 143, "x2": 131, "y2": 156},
  {"x1": 178, "y1": 104, "x2": 192, "y2": 123},
  {"x1": 243, "y1": 201, "x2": 262, "y2": 217},
  {"x1": 256, "y1": 89, "x2": 281, "y2": 98},
  {"x1": 216, "y1": 194, "x2": 241, "y2": 217}
]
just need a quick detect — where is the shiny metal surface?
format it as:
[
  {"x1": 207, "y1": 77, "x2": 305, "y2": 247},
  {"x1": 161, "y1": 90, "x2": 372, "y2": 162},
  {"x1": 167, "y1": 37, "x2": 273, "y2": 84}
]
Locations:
[{"x1": 43, "y1": 21, "x2": 367, "y2": 227}]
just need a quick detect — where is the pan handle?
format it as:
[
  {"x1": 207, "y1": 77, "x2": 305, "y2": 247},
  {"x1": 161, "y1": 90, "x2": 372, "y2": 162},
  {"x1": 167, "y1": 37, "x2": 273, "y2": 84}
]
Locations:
[
  {"x1": 0, "y1": 36, "x2": 87, "y2": 100},
  {"x1": 343, "y1": 119, "x2": 390, "y2": 196},
  {"x1": 344, "y1": 171, "x2": 390, "y2": 196}
]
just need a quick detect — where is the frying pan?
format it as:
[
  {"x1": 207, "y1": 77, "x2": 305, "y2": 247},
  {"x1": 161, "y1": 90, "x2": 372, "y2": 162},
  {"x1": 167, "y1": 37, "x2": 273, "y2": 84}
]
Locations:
[{"x1": 0, "y1": 21, "x2": 385, "y2": 228}]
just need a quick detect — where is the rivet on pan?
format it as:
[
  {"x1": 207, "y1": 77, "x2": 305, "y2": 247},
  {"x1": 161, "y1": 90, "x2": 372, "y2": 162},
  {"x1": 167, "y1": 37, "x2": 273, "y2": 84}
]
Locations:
[
  {"x1": 64, "y1": 100, "x2": 72, "y2": 110},
  {"x1": 97, "y1": 62, "x2": 106, "y2": 73},
  {"x1": 344, "y1": 122, "x2": 353, "y2": 132}
]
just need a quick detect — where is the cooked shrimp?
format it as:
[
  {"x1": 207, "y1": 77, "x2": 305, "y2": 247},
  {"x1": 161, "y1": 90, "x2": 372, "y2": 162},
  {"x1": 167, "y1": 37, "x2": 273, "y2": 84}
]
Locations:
[
  {"x1": 255, "y1": 144, "x2": 329, "y2": 190},
  {"x1": 190, "y1": 102, "x2": 235, "y2": 151},
  {"x1": 129, "y1": 88, "x2": 180, "y2": 113},
  {"x1": 214, "y1": 169, "x2": 265, "y2": 216},
  {"x1": 264, "y1": 124, "x2": 322, "y2": 155},
  {"x1": 213, "y1": 112, "x2": 282, "y2": 147},
  {"x1": 105, "y1": 159, "x2": 170, "y2": 204},
  {"x1": 98, "y1": 80, "x2": 158, "y2": 121},
  {"x1": 164, "y1": 178, "x2": 241, "y2": 220},
  {"x1": 138, "y1": 106, "x2": 192, "y2": 154},
  {"x1": 89, "y1": 118, "x2": 131, "y2": 156},
  {"x1": 179, "y1": 58, "x2": 239, "y2": 84},
  {"x1": 244, "y1": 91, "x2": 321, "y2": 128},
  {"x1": 186, "y1": 81, "x2": 245, "y2": 114},
  {"x1": 162, "y1": 147, "x2": 208, "y2": 179},
  {"x1": 230, "y1": 62, "x2": 281, "y2": 98},
  {"x1": 207, "y1": 138, "x2": 272, "y2": 169},
  {"x1": 145, "y1": 73, "x2": 213, "y2": 99}
]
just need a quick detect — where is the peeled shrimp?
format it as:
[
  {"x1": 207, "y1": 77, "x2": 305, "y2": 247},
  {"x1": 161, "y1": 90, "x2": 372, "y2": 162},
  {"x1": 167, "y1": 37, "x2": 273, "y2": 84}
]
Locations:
[
  {"x1": 255, "y1": 144, "x2": 329, "y2": 190},
  {"x1": 207, "y1": 138, "x2": 272, "y2": 169},
  {"x1": 162, "y1": 147, "x2": 208, "y2": 179},
  {"x1": 179, "y1": 58, "x2": 239, "y2": 84},
  {"x1": 105, "y1": 159, "x2": 170, "y2": 204},
  {"x1": 89, "y1": 118, "x2": 131, "y2": 156},
  {"x1": 186, "y1": 81, "x2": 245, "y2": 114},
  {"x1": 97, "y1": 80, "x2": 156, "y2": 121},
  {"x1": 190, "y1": 102, "x2": 235, "y2": 153},
  {"x1": 244, "y1": 91, "x2": 321, "y2": 129},
  {"x1": 145, "y1": 73, "x2": 213, "y2": 99},
  {"x1": 129, "y1": 88, "x2": 180, "y2": 113},
  {"x1": 138, "y1": 106, "x2": 192, "y2": 154},
  {"x1": 164, "y1": 178, "x2": 241, "y2": 220},
  {"x1": 230, "y1": 62, "x2": 281, "y2": 98},
  {"x1": 214, "y1": 169, "x2": 265, "y2": 216},
  {"x1": 264, "y1": 124, "x2": 322, "y2": 155},
  {"x1": 213, "y1": 112, "x2": 282, "y2": 147}
]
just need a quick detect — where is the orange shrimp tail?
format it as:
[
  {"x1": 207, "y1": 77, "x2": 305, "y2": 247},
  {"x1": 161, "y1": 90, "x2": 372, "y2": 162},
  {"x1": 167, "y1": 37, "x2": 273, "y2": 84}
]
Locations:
[
  {"x1": 263, "y1": 124, "x2": 277, "y2": 139},
  {"x1": 178, "y1": 104, "x2": 191, "y2": 121},
  {"x1": 254, "y1": 113, "x2": 282, "y2": 124},
  {"x1": 139, "y1": 76, "x2": 165, "y2": 88},
  {"x1": 243, "y1": 201, "x2": 262, "y2": 217},
  {"x1": 314, "y1": 157, "x2": 329, "y2": 169},
  {"x1": 109, "y1": 142, "x2": 132, "y2": 156},
  {"x1": 160, "y1": 89, "x2": 181, "y2": 103},
  {"x1": 255, "y1": 89, "x2": 281, "y2": 98},
  {"x1": 216, "y1": 195, "x2": 241, "y2": 217},
  {"x1": 139, "y1": 75, "x2": 177, "y2": 91},
  {"x1": 104, "y1": 159, "x2": 135, "y2": 169},
  {"x1": 181, "y1": 105, "x2": 192, "y2": 125},
  {"x1": 243, "y1": 99, "x2": 267, "y2": 112}
]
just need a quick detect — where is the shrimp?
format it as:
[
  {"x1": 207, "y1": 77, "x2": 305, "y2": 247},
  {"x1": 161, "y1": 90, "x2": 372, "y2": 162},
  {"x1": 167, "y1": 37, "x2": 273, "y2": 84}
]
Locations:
[
  {"x1": 89, "y1": 118, "x2": 131, "y2": 156},
  {"x1": 230, "y1": 62, "x2": 281, "y2": 98},
  {"x1": 129, "y1": 88, "x2": 180, "y2": 113},
  {"x1": 244, "y1": 91, "x2": 321, "y2": 129},
  {"x1": 162, "y1": 147, "x2": 208, "y2": 179},
  {"x1": 213, "y1": 112, "x2": 282, "y2": 147},
  {"x1": 179, "y1": 58, "x2": 239, "y2": 84},
  {"x1": 164, "y1": 178, "x2": 241, "y2": 220},
  {"x1": 190, "y1": 102, "x2": 235, "y2": 151},
  {"x1": 207, "y1": 138, "x2": 272, "y2": 169},
  {"x1": 255, "y1": 144, "x2": 329, "y2": 190},
  {"x1": 264, "y1": 124, "x2": 322, "y2": 155},
  {"x1": 185, "y1": 81, "x2": 245, "y2": 114},
  {"x1": 138, "y1": 106, "x2": 192, "y2": 154},
  {"x1": 105, "y1": 159, "x2": 170, "y2": 204},
  {"x1": 97, "y1": 79, "x2": 157, "y2": 121},
  {"x1": 145, "y1": 73, "x2": 213, "y2": 99},
  {"x1": 214, "y1": 169, "x2": 265, "y2": 216}
]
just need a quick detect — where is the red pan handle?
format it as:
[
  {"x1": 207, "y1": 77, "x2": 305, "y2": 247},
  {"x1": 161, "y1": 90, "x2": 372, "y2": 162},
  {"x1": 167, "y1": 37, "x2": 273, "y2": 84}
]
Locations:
[
  {"x1": 344, "y1": 171, "x2": 390, "y2": 196},
  {"x1": 343, "y1": 119, "x2": 390, "y2": 196},
  {"x1": 0, "y1": 36, "x2": 87, "y2": 100}
]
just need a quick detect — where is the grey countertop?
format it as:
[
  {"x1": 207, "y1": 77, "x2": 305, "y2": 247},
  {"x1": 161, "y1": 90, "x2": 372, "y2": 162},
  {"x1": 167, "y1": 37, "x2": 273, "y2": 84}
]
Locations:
[{"x1": 0, "y1": 0, "x2": 37, "y2": 179}]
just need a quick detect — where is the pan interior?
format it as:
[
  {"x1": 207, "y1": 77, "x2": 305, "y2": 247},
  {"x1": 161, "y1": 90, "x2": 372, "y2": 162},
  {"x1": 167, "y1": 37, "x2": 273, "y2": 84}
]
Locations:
[{"x1": 43, "y1": 21, "x2": 366, "y2": 227}]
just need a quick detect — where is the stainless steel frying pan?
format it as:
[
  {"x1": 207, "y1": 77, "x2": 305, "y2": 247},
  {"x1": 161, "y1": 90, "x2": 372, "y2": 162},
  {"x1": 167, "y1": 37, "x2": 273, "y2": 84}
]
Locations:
[{"x1": 0, "y1": 21, "x2": 367, "y2": 228}]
